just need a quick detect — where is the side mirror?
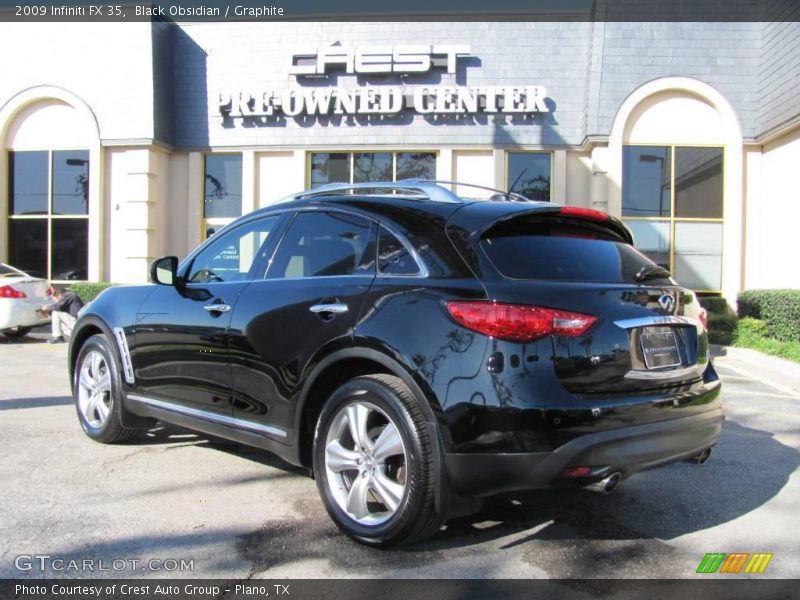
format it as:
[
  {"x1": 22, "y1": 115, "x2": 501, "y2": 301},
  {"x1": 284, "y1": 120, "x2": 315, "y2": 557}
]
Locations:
[{"x1": 150, "y1": 256, "x2": 179, "y2": 286}]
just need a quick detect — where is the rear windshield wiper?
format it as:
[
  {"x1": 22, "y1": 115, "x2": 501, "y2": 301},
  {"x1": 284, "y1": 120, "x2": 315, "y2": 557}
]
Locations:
[{"x1": 635, "y1": 264, "x2": 672, "y2": 282}]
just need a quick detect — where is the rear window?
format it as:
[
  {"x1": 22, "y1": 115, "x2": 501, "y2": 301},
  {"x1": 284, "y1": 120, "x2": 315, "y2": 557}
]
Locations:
[
  {"x1": 480, "y1": 220, "x2": 666, "y2": 283},
  {"x1": 0, "y1": 264, "x2": 25, "y2": 277}
]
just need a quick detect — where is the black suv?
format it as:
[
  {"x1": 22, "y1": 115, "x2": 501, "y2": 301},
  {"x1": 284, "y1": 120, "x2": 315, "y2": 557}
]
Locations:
[{"x1": 68, "y1": 180, "x2": 723, "y2": 547}]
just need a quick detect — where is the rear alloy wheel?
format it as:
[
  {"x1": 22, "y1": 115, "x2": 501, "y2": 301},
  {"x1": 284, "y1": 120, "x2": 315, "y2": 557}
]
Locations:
[
  {"x1": 73, "y1": 334, "x2": 138, "y2": 443},
  {"x1": 313, "y1": 374, "x2": 442, "y2": 547},
  {"x1": 1, "y1": 326, "x2": 32, "y2": 339}
]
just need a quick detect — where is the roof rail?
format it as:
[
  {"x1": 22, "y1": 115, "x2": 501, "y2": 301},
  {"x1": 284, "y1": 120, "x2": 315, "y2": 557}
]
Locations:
[
  {"x1": 285, "y1": 180, "x2": 462, "y2": 204},
  {"x1": 275, "y1": 179, "x2": 532, "y2": 204},
  {"x1": 409, "y1": 179, "x2": 531, "y2": 202}
]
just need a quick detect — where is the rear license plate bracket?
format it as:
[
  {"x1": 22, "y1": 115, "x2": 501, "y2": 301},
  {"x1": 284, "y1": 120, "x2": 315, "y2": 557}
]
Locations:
[{"x1": 640, "y1": 330, "x2": 682, "y2": 370}]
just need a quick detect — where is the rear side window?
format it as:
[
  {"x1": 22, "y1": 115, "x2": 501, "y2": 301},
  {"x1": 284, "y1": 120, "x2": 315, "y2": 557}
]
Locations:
[
  {"x1": 480, "y1": 219, "x2": 666, "y2": 283},
  {"x1": 378, "y1": 225, "x2": 420, "y2": 276},
  {"x1": 268, "y1": 211, "x2": 375, "y2": 279}
]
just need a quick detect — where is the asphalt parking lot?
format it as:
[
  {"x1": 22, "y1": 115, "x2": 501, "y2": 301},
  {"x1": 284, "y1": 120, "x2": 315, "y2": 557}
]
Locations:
[{"x1": 1, "y1": 328, "x2": 798, "y2": 580}]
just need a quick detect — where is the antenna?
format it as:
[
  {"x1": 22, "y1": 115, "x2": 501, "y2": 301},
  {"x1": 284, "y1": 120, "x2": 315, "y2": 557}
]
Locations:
[{"x1": 508, "y1": 168, "x2": 527, "y2": 196}]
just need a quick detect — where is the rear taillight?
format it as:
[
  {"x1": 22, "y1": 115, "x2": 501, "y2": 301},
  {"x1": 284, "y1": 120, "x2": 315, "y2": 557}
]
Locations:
[
  {"x1": 559, "y1": 206, "x2": 609, "y2": 222},
  {"x1": 445, "y1": 301, "x2": 597, "y2": 342},
  {"x1": 0, "y1": 285, "x2": 27, "y2": 299},
  {"x1": 698, "y1": 307, "x2": 708, "y2": 330}
]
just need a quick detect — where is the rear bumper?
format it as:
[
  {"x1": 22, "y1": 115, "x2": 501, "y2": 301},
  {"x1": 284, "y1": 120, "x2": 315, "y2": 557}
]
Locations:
[
  {"x1": 0, "y1": 299, "x2": 51, "y2": 330},
  {"x1": 445, "y1": 403, "x2": 724, "y2": 496}
]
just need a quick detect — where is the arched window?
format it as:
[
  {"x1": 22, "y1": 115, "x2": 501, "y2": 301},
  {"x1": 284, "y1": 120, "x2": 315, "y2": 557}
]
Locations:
[
  {"x1": 8, "y1": 149, "x2": 89, "y2": 279},
  {"x1": 609, "y1": 81, "x2": 741, "y2": 294},
  {"x1": 3, "y1": 94, "x2": 98, "y2": 281}
]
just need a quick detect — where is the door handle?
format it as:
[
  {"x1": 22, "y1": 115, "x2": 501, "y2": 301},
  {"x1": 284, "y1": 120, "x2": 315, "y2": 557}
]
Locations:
[
  {"x1": 204, "y1": 303, "x2": 231, "y2": 313},
  {"x1": 309, "y1": 303, "x2": 348, "y2": 315}
]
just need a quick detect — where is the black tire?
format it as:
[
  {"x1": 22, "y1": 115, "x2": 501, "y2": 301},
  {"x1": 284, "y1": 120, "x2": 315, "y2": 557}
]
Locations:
[
  {"x1": 2, "y1": 326, "x2": 32, "y2": 338},
  {"x1": 73, "y1": 334, "x2": 138, "y2": 444},
  {"x1": 313, "y1": 374, "x2": 442, "y2": 547}
]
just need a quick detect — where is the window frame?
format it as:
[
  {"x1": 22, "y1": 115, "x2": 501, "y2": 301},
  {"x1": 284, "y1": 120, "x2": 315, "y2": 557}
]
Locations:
[
  {"x1": 181, "y1": 213, "x2": 290, "y2": 285},
  {"x1": 203, "y1": 152, "x2": 244, "y2": 240},
  {"x1": 504, "y1": 151, "x2": 554, "y2": 202},
  {"x1": 255, "y1": 207, "x2": 428, "y2": 281},
  {"x1": 264, "y1": 209, "x2": 380, "y2": 280},
  {"x1": 376, "y1": 223, "x2": 428, "y2": 279},
  {"x1": 7, "y1": 148, "x2": 90, "y2": 282},
  {"x1": 622, "y1": 143, "x2": 725, "y2": 293},
  {"x1": 306, "y1": 150, "x2": 439, "y2": 189}
]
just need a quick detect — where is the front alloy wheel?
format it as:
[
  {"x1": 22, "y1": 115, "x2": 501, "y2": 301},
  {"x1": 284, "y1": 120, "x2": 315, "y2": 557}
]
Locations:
[
  {"x1": 313, "y1": 374, "x2": 442, "y2": 547},
  {"x1": 73, "y1": 334, "x2": 138, "y2": 443},
  {"x1": 77, "y1": 350, "x2": 112, "y2": 429}
]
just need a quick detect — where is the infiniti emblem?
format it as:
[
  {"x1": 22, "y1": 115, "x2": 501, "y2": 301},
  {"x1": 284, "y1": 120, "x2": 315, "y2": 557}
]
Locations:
[{"x1": 658, "y1": 294, "x2": 676, "y2": 312}]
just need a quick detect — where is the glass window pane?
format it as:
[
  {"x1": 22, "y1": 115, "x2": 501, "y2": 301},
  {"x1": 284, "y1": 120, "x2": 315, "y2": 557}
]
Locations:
[
  {"x1": 52, "y1": 219, "x2": 89, "y2": 280},
  {"x1": 622, "y1": 146, "x2": 671, "y2": 217},
  {"x1": 353, "y1": 153, "x2": 392, "y2": 183},
  {"x1": 310, "y1": 153, "x2": 349, "y2": 188},
  {"x1": 9, "y1": 151, "x2": 48, "y2": 215},
  {"x1": 480, "y1": 231, "x2": 661, "y2": 283},
  {"x1": 188, "y1": 216, "x2": 280, "y2": 283},
  {"x1": 507, "y1": 153, "x2": 551, "y2": 201},
  {"x1": 396, "y1": 152, "x2": 436, "y2": 181},
  {"x1": 204, "y1": 154, "x2": 242, "y2": 219},
  {"x1": 9, "y1": 219, "x2": 48, "y2": 278},
  {"x1": 624, "y1": 220, "x2": 671, "y2": 271},
  {"x1": 378, "y1": 225, "x2": 420, "y2": 275},
  {"x1": 269, "y1": 212, "x2": 373, "y2": 278},
  {"x1": 673, "y1": 222, "x2": 722, "y2": 290},
  {"x1": 674, "y1": 147, "x2": 723, "y2": 218},
  {"x1": 0, "y1": 264, "x2": 25, "y2": 276},
  {"x1": 52, "y1": 150, "x2": 89, "y2": 215}
]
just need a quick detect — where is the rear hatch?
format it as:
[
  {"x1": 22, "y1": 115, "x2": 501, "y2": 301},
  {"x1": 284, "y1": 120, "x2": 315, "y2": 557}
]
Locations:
[{"x1": 446, "y1": 203, "x2": 710, "y2": 396}]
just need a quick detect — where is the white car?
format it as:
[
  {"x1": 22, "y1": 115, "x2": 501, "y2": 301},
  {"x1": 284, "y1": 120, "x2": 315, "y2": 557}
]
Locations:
[{"x1": 0, "y1": 264, "x2": 54, "y2": 339}]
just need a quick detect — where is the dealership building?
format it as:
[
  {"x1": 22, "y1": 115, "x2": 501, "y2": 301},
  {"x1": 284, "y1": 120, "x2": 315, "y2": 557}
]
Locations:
[{"x1": 1, "y1": 17, "x2": 799, "y2": 302}]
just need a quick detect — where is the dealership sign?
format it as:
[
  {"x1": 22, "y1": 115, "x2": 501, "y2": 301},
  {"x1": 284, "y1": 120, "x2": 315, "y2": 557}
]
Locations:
[
  {"x1": 289, "y1": 45, "x2": 470, "y2": 75},
  {"x1": 218, "y1": 45, "x2": 549, "y2": 119}
]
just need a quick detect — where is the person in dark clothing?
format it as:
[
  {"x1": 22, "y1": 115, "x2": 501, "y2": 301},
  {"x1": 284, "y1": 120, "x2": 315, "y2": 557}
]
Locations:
[{"x1": 39, "y1": 287, "x2": 84, "y2": 344}]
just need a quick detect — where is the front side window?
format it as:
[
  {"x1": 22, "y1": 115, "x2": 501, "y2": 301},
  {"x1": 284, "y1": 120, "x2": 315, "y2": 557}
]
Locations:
[
  {"x1": 506, "y1": 152, "x2": 552, "y2": 201},
  {"x1": 268, "y1": 212, "x2": 374, "y2": 279},
  {"x1": 8, "y1": 150, "x2": 89, "y2": 280},
  {"x1": 310, "y1": 152, "x2": 436, "y2": 188},
  {"x1": 622, "y1": 145, "x2": 723, "y2": 291},
  {"x1": 187, "y1": 216, "x2": 280, "y2": 284},
  {"x1": 204, "y1": 154, "x2": 242, "y2": 238}
]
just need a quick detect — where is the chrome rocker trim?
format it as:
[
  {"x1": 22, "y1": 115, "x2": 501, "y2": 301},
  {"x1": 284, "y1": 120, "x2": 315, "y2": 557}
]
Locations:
[{"x1": 126, "y1": 393, "x2": 288, "y2": 438}]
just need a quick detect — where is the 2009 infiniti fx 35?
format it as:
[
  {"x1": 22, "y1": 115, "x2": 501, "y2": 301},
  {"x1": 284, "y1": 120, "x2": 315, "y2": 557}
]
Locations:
[{"x1": 68, "y1": 180, "x2": 723, "y2": 546}]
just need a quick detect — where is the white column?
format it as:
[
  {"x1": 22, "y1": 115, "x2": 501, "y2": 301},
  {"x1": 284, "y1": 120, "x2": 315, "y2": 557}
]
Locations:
[
  {"x1": 590, "y1": 146, "x2": 610, "y2": 213},
  {"x1": 437, "y1": 148, "x2": 453, "y2": 190},
  {"x1": 493, "y1": 149, "x2": 505, "y2": 190},
  {"x1": 241, "y1": 150, "x2": 257, "y2": 216},
  {"x1": 187, "y1": 152, "x2": 204, "y2": 251},
  {"x1": 552, "y1": 150, "x2": 567, "y2": 205}
]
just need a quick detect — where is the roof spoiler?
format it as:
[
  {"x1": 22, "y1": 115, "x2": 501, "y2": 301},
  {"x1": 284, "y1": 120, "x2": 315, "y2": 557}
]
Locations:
[{"x1": 480, "y1": 205, "x2": 634, "y2": 244}]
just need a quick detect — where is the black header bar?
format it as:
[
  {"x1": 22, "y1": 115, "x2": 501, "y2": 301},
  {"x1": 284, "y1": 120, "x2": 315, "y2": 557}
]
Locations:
[{"x1": 0, "y1": 0, "x2": 798, "y2": 22}]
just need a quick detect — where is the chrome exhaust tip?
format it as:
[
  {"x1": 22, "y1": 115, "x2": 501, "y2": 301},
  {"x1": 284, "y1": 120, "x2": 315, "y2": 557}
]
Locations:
[
  {"x1": 690, "y1": 447, "x2": 712, "y2": 465},
  {"x1": 586, "y1": 471, "x2": 622, "y2": 495}
]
